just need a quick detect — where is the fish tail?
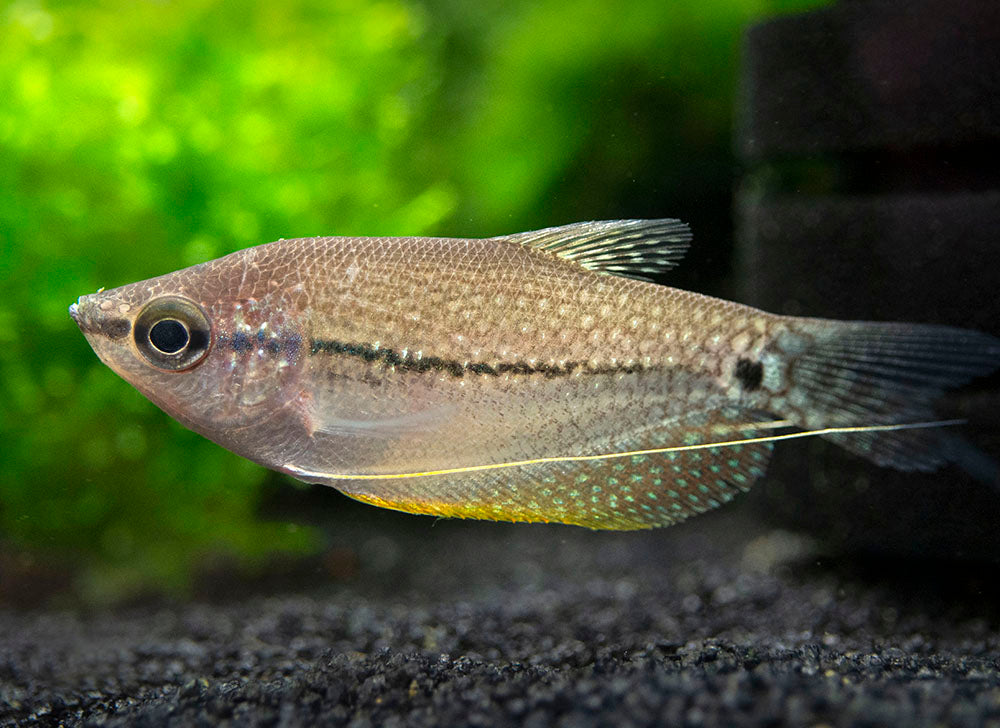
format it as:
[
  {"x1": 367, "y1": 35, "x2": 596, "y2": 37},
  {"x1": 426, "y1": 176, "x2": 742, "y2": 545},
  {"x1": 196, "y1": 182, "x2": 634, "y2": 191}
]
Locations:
[{"x1": 767, "y1": 319, "x2": 1000, "y2": 474}]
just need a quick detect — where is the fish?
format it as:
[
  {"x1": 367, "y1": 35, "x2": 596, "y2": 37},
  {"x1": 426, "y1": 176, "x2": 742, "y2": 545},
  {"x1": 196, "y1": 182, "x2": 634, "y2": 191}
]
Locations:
[{"x1": 70, "y1": 219, "x2": 1000, "y2": 529}]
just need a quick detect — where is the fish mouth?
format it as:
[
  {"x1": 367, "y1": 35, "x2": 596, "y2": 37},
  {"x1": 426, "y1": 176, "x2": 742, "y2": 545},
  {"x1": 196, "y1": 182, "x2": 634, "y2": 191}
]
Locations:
[
  {"x1": 69, "y1": 295, "x2": 90, "y2": 329},
  {"x1": 70, "y1": 294, "x2": 133, "y2": 340}
]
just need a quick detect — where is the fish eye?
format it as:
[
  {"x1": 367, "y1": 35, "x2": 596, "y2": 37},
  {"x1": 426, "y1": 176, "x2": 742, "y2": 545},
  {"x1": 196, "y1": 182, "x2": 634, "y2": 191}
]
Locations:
[
  {"x1": 149, "y1": 319, "x2": 189, "y2": 353},
  {"x1": 133, "y1": 296, "x2": 212, "y2": 371}
]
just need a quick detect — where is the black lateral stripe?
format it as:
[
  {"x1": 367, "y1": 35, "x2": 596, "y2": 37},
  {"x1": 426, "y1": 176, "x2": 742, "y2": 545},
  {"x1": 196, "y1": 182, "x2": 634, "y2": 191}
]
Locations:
[
  {"x1": 218, "y1": 332, "x2": 303, "y2": 356},
  {"x1": 308, "y1": 338, "x2": 647, "y2": 378}
]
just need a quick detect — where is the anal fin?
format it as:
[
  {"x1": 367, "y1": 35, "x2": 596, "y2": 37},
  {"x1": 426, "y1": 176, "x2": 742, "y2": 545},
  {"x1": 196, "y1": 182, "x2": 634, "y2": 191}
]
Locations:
[{"x1": 335, "y1": 409, "x2": 776, "y2": 530}]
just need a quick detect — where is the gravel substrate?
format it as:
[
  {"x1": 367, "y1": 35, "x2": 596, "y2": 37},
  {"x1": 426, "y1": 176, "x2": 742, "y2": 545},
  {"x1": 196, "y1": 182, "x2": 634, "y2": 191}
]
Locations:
[{"x1": 2, "y1": 494, "x2": 999, "y2": 727}]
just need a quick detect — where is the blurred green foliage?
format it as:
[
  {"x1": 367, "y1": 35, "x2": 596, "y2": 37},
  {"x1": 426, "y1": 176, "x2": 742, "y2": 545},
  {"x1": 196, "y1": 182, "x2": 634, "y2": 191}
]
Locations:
[{"x1": 0, "y1": 0, "x2": 826, "y2": 601}]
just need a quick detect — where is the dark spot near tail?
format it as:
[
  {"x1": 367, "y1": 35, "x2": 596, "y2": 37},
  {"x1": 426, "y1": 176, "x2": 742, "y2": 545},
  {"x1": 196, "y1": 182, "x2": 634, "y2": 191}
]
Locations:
[{"x1": 735, "y1": 358, "x2": 763, "y2": 391}]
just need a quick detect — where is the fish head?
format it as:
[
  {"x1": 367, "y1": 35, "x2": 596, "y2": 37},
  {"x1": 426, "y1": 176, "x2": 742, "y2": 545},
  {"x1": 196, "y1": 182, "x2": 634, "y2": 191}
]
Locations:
[{"x1": 70, "y1": 251, "x2": 309, "y2": 435}]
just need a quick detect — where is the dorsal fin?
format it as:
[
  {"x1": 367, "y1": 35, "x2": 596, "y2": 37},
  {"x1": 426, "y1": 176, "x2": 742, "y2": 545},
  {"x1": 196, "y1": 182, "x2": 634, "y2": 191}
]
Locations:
[{"x1": 503, "y1": 219, "x2": 692, "y2": 281}]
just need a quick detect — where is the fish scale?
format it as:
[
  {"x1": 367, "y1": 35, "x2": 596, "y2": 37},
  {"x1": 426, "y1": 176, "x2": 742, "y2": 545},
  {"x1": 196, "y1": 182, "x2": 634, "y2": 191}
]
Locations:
[
  {"x1": 70, "y1": 219, "x2": 1000, "y2": 529},
  {"x1": 336, "y1": 409, "x2": 776, "y2": 529}
]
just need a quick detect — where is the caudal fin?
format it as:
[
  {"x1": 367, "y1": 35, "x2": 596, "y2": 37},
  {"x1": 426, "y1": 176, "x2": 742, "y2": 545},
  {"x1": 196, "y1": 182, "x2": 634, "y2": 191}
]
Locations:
[{"x1": 772, "y1": 320, "x2": 1000, "y2": 472}]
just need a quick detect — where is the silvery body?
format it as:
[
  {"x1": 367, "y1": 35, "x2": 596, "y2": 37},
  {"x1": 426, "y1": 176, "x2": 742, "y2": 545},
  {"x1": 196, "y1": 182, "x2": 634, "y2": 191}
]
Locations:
[{"x1": 71, "y1": 220, "x2": 1000, "y2": 529}]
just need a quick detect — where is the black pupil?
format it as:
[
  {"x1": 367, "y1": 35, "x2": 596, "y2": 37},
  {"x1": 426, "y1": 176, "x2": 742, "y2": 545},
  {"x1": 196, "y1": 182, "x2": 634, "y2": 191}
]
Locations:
[{"x1": 149, "y1": 319, "x2": 189, "y2": 353}]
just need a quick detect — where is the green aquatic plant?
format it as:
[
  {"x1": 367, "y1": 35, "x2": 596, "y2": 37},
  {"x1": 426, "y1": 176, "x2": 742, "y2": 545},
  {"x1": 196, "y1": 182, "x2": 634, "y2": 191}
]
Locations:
[{"x1": 0, "y1": 0, "x2": 828, "y2": 601}]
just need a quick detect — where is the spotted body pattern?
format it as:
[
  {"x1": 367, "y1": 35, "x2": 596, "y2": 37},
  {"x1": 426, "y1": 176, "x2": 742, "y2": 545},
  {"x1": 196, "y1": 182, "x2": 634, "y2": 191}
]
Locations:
[{"x1": 71, "y1": 220, "x2": 1000, "y2": 529}]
